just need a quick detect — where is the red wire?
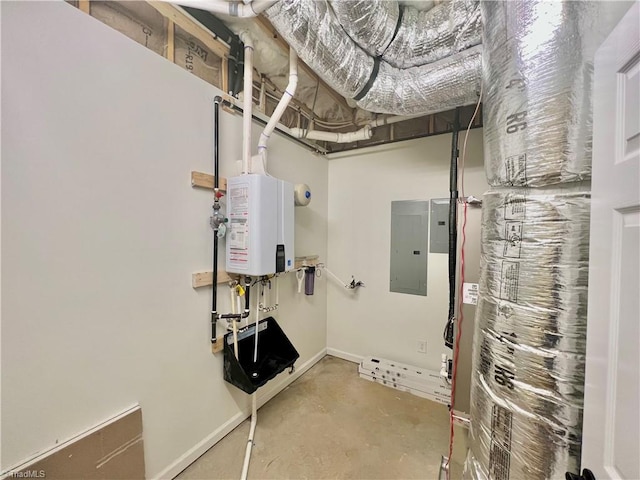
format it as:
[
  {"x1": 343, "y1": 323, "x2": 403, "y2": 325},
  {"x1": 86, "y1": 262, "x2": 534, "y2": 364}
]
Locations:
[
  {"x1": 445, "y1": 89, "x2": 481, "y2": 479},
  {"x1": 445, "y1": 199, "x2": 468, "y2": 477}
]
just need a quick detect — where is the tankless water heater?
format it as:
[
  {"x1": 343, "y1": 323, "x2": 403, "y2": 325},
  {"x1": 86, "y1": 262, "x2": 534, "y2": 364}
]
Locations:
[{"x1": 226, "y1": 174, "x2": 294, "y2": 276}]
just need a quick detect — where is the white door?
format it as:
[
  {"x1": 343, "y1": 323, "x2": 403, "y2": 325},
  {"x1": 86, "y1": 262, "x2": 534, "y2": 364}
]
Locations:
[{"x1": 583, "y1": 3, "x2": 640, "y2": 479}]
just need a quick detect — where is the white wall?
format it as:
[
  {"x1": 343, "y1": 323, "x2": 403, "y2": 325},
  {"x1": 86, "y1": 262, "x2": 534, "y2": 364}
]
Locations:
[
  {"x1": 327, "y1": 130, "x2": 486, "y2": 374},
  {"x1": 1, "y1": 2, "x2": 327, "y2": 477}
]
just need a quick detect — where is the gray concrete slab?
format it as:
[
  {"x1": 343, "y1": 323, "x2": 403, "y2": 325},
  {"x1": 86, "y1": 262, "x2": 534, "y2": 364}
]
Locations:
[{"x1": 177, "y1": 356, "x2": 463, "y2": 479}]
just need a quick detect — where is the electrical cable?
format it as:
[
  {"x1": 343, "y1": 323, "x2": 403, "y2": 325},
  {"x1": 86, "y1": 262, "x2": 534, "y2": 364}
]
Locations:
[{"x1": 445, "y1": 87, "x2": 482, "y2": 479}]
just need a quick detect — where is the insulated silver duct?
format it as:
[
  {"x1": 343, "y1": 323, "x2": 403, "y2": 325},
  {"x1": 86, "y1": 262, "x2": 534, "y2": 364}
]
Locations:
[
  {"x1": 357, "y1": 46, "x2": 482, "y2": 115},
  {"x1": 328, "y1": 0, "x2": 399, "y2": 58},
  {"x1": 482, "y1": 1, "x2": 599, "y2": 187},
  {"x1": 264, "y1": 0, "x2": 481, "y2": 116},
  {"x1": 330, "y1": 0, "x2": 482, "y2": 69},
  {"x1": 465, "y1": 186, "x2": 591, "y2": 480},
  {"x1": 266, "y1": 0, "x2": 372, "y2": 99}
]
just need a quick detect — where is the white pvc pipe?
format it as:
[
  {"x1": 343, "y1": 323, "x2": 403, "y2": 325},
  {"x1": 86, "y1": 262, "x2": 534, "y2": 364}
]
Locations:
[
  {"x1": 253, "y1": 299, "x2": 260, "y2": 363},
  {"x1": 241, "y1": 394, "x2": 257, "y2": 480},
  {"x1": 323, "y1": 267, "x2": 351, "y2": 288},
  {"x1": 257, "y1": 49, "x2": 298, "y2": 170},
  {"x1": 241, "y1": 33, "x2": 254, "y2": 174},
  {"x1": 164, "y1": 0, "x2": 277, "y2": 18},
  {"x1": 230, "y1": 285, "x2": 236, "y2": 315},
  {"x1": 289, "y1": 114, "x2": 421, "y2": 143},
  {"x1": 232, "y1": 317, "x2": 239, "y2": 359},
  {"x1": 289, "y1": 125, "x2": 372, "y2": 143},
  {"x1": 246, "y1": 0, "x2": 277, "y2": 15},
  {"x1": 369, "y1": 114, "x2": 421, "y2": 127}
]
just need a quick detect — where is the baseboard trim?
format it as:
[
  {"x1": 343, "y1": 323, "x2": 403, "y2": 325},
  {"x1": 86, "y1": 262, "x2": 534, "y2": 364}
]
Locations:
[
  {"x1": 152, "y1": 348, "x2": 327, "y2": 480},
  {"x1": 326, "y1": 347, "x2": 363, "y2": 364}
]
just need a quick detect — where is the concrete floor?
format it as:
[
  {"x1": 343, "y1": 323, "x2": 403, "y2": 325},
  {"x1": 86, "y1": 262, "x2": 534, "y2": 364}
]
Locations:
[{"x1": 177, "y1": 356, "x2": 463, "y2": 480}]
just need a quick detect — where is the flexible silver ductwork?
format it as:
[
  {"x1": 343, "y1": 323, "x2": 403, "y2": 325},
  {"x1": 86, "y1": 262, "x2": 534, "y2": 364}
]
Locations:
[
  {"x1": 482, "y1": 1, "x2": 599, "y2": 187},
  {"x1": 465, "y1": 186, "x2": 590, "y2": 480},
  {"x1": 264, "y1": 0, "x2": 481, "y2": 116},
  {"x1": 464, "y1": 1, "x2": 603, "y2": 479},
  {"x1": 329, "y1": 0, "x2": 482, "y2": 68}
]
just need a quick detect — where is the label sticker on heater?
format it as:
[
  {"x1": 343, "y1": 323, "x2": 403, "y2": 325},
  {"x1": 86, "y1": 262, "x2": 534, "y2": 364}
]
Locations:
[
  {"x1": 503, "y1": 221, "x2": 523, "y2": 258},
  {"x1": 229, "y1": 219, "x2": 249, "y2": 265},
  {"x1": 463, "y1": 283, "x2": 479, "y2": 305},
  {"x1": 500, "y1": 261, "x2": 520, "y2": 302},
  {"x1": 229, "y1": 185, "x2": 249, "y2": 216},
  {"x1": 489, "y1": 404, "x2": 512, "y2": 480},
  {"x1": 229, "y1": 220, "x2": 248, "y2": 250}
]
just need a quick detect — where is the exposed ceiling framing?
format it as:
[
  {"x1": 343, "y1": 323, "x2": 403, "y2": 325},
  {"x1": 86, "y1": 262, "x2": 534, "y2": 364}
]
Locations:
[{"x1": 65, "y1": 0, "x2": 483, "y2": 154}]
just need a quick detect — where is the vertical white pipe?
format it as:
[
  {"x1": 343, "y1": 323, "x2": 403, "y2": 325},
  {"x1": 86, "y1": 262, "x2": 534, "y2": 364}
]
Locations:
[
  {"x1": 241, "y1": 33, "x2": 254, "y2": 174},
  {"x1": 253, "y1": 301, "x2": 260, "y2": 363},
  {"x1": 241, "y1": 394, "x2": 257, "y2": 480},
  {"x1": 257, "y1": 49, "x2": 298, "y2": 170},
  {"x1": 233, "y1": 294, "x2": 242, "y2": 358},
  {"x1": 232, "y1": 320, "x2": 239, "y2": 359}
]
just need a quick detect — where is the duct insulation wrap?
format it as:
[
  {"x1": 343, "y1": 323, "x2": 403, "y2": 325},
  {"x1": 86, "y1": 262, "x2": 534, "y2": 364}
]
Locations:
[
  {"x1": 463, "y1": 186, "x2": 591, "y2": 480},
  {"x1": 265, "y1": 0, "x2": 372, "y2": 99},
  {"x1": 265, "y1": 0, "x2": 482, "y2": 116},
  {"x1": 482, "y1": 1, "x2": 601, "y2": 187},
  {"x1": 330, "y1": 0, "x2": 482, "y2": 69},
  {"x1": 357, "y1": 46, "x2": 482, "y2": 116},
  {"x1": 328, "y1": 0, "x2": 399, "y2": 58}
]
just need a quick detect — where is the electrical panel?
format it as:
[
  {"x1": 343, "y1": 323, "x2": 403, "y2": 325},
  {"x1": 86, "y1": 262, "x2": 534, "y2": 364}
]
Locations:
[
  {"x1": 226, "y1": 174, "x2": 294, "y2": 276},
  {"x1": 429, "y1": 198, "x2": 450, "y2": 254},
  {"x1": 390, "y1": 200, "x2": 429, "y2": 296}
]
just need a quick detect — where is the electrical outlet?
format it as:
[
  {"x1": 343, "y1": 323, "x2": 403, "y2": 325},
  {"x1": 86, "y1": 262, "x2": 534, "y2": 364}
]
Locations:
[{"x1": 417, "y1": 340, "x2": 427, "y2": 354}]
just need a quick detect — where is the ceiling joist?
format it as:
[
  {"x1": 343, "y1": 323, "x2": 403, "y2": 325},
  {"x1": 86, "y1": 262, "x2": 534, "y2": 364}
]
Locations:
[{"x1": 146, "y1": 2, "x2": 230, "y2": 61}]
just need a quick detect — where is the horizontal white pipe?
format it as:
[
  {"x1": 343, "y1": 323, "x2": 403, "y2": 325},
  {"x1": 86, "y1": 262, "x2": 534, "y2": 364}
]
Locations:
[
  {"x1": 289, "y1": 125, "x2": 372, "y2": 143},
  {"x1": 369, "y1": 114, "x2": 421, "y2": 127},
  {"x1": 258, "y1": 49, "x2": 298, "y2": 168},
  {"x1": 289, "y1": 114, "x2": 419, "y2": 143},
  {"x1": 164, "y1": 0, "x2": 277, "y2": 17}
]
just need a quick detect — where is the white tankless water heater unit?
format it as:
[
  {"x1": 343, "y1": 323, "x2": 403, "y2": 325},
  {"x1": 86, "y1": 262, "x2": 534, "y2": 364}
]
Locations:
[{"x1": 226, "y1": 174, "x2": 294, "y2": 276}]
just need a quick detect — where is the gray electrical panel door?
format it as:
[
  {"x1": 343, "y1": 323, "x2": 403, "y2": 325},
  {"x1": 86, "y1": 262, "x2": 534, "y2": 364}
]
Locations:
[
  {"x1": 390, "y1": 200, "x2": 429, "y2": 296},
  {"x1": 430, "y1": 198, "x2": 450, "y2": 254}
]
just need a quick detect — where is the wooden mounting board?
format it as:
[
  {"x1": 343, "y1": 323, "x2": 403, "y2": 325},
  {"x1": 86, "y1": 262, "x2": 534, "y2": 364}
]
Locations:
[
  {"x1": 192, "y1": 271, "x2": 234, "y2": 288},
  {"x1": 191, "y1": 171, "x2": 227, "y2": 191},
  {"x1": 211, "y1": 338, "x2": 225, "y2": 354}
]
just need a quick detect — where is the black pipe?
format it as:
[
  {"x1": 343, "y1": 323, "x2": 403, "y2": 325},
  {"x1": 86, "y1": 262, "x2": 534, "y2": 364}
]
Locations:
[
  {"x1": 444, "y1": 107, "x2": 461, "y2": 349},
  {"x1": 182, "y1": 7, "x2": 245, "y2": 97},
  {"x1": 211, "y1": 97, "x2": 222, "y2": 343}
]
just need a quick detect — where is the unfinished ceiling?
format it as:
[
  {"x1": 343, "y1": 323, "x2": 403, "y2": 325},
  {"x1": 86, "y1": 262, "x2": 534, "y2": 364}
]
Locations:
[{"x1": 66, "y1": 0, "x2": 483, "y2": 153}]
